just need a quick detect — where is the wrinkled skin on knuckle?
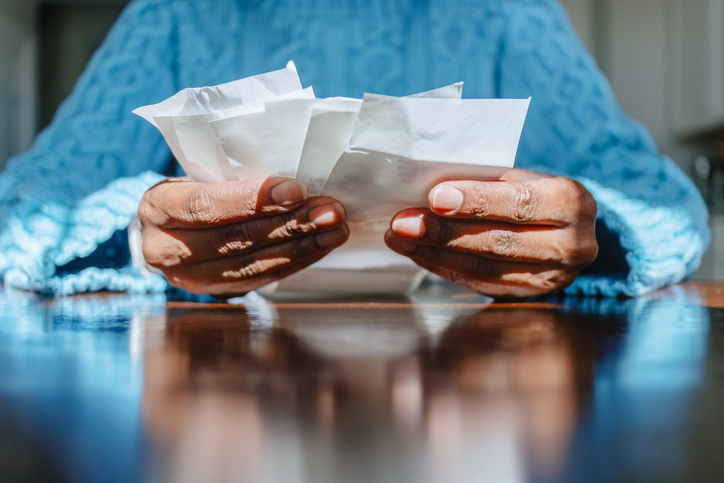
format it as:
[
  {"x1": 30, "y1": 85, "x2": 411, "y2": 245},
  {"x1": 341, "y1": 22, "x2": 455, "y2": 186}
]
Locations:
[
  {"x1": 488, "y1": 228, "x2": 517, "y2": 258},
  {"x1": 467, "y1": 189, "x2": 493, "y2": 218},
  {"x1": 271, "y1": 211, "x2": 316, "y2": 239},
  {"x1": 214, "y1": 223, "x2": 255, "y2": 256},
  {"x1": 182, "y1": 184, "x2": 223, "y2": 224},
  {"x1": 510, "y1": 183, "x2": 538, "y2": 223}
]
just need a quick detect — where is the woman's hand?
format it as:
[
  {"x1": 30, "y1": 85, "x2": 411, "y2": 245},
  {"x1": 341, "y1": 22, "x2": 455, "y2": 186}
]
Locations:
[
  {"x1": 138, "y1": 177, "x2": 348, "y2": 297},
  {"x1": 384, "y1": 169, "x2": 598, "y2": 298}
]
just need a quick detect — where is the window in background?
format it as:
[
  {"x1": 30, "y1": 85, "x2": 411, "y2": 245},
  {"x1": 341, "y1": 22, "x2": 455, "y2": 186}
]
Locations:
[
  {"x1": 38, "y1": 2, "x2": 128, "y2": 130},
  {"x1": 0, "y1": 5, "x2": 37, "y2": 166}
]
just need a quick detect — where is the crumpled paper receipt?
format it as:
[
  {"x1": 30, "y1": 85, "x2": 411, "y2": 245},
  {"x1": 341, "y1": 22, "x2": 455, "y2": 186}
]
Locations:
[{"x1": 134, "y1": 61, "x2": 530, "y2": 294}]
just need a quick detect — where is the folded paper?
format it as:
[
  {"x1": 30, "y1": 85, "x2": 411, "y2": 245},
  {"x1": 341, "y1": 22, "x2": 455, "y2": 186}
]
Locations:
[{"x1": 134, "y1": 61, "x2": 530, "y2": 294}]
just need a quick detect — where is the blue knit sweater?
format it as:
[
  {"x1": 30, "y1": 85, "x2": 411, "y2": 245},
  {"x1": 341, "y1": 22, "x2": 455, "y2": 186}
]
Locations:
[{"x1": 0, "y1": 0, "x2": 710, "y2": 297}]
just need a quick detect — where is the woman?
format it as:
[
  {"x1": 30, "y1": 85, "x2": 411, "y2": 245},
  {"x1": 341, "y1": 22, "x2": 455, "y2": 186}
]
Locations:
[{"x1": 0, "y1": 0, "x2": 709, "y2": 298}]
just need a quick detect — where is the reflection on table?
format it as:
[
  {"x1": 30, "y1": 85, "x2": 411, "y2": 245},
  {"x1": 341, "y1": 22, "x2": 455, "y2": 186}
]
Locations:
[{"x1": 0, "y1": 282, "x2": 723, "y2": 482}]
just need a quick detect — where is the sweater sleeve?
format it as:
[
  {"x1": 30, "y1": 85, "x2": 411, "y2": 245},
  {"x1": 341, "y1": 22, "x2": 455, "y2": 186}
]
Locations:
[
  {"x1": 0, "y1": 0, "x2": 180, "y2": 294},
  {"x1": 498, "y1": 0, "x2": 710, "y2": 297}
]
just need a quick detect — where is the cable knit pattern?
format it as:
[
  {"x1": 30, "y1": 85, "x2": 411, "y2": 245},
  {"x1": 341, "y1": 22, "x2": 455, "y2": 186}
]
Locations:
[{"x1": 0, "y1": 0, "x2": 710, "y2": 296}]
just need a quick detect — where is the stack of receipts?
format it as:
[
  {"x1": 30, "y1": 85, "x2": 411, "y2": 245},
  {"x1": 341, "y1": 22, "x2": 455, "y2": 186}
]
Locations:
[{"x1": 134, "y1": 61, "x2": 530, "y2": 294}]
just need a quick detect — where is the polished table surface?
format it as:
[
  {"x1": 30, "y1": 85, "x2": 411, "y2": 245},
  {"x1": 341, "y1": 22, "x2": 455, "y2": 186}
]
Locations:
[{"x1": 1, "y1": 281, "x2": 724, "y2": 483}]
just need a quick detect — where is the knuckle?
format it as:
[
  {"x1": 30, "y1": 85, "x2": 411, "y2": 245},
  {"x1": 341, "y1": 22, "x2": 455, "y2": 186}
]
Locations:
[
  {"x1": 559, "y1": 178, "x2": 598, "y2": 220},
  {"x1": 236, "y1": 182, "x2": 264, "y2": 214},
  {"x1": 284, "y1": 211, "x2": 316, "y2": 237},
  {"x1": 511, "y1": 183, "x2": 537, "y2": 223},
  {"x1": 141, "y1": 229, "x2": 192, "y2": 269},
  {"x1": 215, "y1": 223, "x2": 254, "y2": 255},
  {"x1": 268, "y1": 211, "x2": 316, "y2": 240},
  {"x1": 142, "y1": 239, "x2": 185, "y2": 269},
  {"x1": 138, "y1": 188, "x2": 168, "y2": 227},
  {"x1": 182, "y1": 184, "x2": 222, "y2": 224},
  {"x1": 469, "y1": 192, "x2": 493, "y2": 219},
  {"x1": 562, "y1": 225, "x2": 599, "y2": 268},
  {"x1": 488, "y1": 229, "x2": 516, "y2": 258}
]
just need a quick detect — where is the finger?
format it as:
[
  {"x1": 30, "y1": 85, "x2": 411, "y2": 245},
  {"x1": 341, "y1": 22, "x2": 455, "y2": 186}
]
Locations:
[
  {"x1": 144, "y1": 197, "x2": 346, "y2": 266},
  {"x1": 385, "y1": 231, "x2": 572, "y2": 297},
  {"x1": 428, "y1": 177, "x2": 596, "y2": 226},
  {"x1": 166, "y1": 225, "x2": 350, "y2": 294},
  {"x1": 139, "y1": 177, "x2": 309, "y2": 229},
  {"x1": 389, "y1": 209, "x2": 596, "y2": 267},
  {"x1": 169, "y1": 258, "x2": 327, "y2": 298}
]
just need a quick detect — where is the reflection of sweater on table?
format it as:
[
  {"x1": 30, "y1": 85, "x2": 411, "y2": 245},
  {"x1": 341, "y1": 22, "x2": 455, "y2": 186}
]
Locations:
[{"x1": 0, "y1": 0, "x2": 710, "y2": 296}]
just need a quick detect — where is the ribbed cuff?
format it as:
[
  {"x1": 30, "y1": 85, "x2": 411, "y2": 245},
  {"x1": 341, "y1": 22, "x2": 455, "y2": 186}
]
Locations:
[
  {"x1": 0, "y1": 171, "x2": 166, "y2": 295},
  {"x1": 566, "y1": 179, "x2": 709, "y2": 297}
]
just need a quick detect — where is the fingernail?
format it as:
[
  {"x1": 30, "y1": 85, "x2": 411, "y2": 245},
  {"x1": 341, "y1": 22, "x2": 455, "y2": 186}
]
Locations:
[
  {"x1": 316, "y1": 226, "x2": 349, "y2": 248},
  {"x1": 271, "y1": 180, "x2": 307, "y2": 207},
  {"x1": 309, "y1": 202, "x2": 345, "y2": 227},
  {"x1": 431, "y1": 185, "x2": 463, "y2": 213},
  {"x1": 385, "y1": 231, "x2": 417, "y2": 254},
  {"x1": 391, "y1": 215, "x2": 425, "y2": 238}
]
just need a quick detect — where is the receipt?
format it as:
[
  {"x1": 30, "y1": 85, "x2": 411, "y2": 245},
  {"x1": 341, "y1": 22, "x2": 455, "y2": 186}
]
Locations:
[
  {"x1": 323, "y1": 95, "x2": 531, "y2": 226},
  {"x1": 133, "y1": 61, "x2": 306, "y2": 182},
  {"x1": 135, "y1": 62, "x2": 530, "y2": 294}
]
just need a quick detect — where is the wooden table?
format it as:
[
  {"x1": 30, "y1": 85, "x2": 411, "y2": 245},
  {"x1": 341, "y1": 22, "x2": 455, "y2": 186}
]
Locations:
[{"x1": 1, "y1": 281, "x2": 723, "y2": 483}]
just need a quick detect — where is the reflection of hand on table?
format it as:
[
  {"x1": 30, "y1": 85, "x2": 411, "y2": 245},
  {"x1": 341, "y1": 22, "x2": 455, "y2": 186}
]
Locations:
[
  {"x1": 385, "y1": 169, "x2": 598, "y2": 298},
  {"x1": 138, "y1": 177, "x2": 348, "y2": 297}
]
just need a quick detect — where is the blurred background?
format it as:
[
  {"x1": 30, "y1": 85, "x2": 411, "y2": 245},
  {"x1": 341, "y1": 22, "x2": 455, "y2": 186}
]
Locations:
[{"x1": 0, "y1": 0, "x2": 722, "y2": 279}]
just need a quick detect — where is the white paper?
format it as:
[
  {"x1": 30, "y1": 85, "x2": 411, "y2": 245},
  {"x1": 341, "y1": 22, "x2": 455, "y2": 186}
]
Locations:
[
  {"x1": 209, "y1": 91, "x2": 317, "y2": 179},
  {"x1": 296, "y1": 98, "x2": 362, "y2": 196},
  {"x1": 322, "y1": 96, "x2": 531, "y2": 226},
  {"x1": 133, "y1": 61, "x2": 303, "y2": 123},
  {"x1": 134, "y1": 63, "x2": 530, "y2": 294},
  {"x1": 133, "y1": 61, "x2": 306, "y2": 182}
]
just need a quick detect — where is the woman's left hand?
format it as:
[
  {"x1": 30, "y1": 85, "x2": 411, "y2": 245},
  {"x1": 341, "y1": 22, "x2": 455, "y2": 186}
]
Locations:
[{"x1": 384, "y1": 169, "x2": 599, "y2": 298}]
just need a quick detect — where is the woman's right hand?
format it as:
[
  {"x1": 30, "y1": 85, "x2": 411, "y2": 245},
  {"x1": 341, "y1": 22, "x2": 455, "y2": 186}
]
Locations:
[{"x1": 138, "y1": 177, "x2": 348, "y2": 297}]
